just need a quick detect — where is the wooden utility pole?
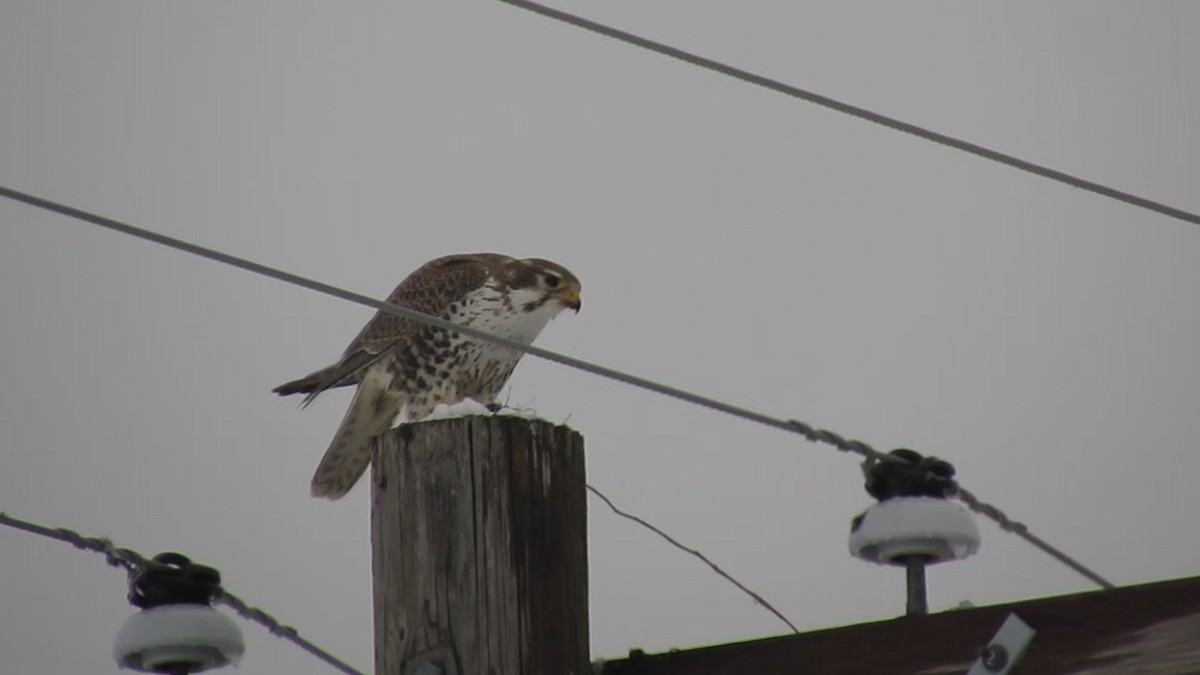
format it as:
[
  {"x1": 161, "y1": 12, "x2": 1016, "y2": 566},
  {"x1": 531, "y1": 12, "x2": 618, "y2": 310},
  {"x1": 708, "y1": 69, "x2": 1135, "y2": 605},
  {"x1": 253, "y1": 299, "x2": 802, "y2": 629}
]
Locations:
[{"x1": 371, "y1": 416, "x2": 589, "y2": 675}]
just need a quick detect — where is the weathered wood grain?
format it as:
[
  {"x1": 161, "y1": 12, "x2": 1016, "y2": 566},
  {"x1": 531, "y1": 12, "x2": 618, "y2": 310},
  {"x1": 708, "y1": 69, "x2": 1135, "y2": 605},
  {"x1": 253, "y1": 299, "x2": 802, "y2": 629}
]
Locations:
[{"x1": 371, "y1": 416, "x2": 588, "y2": 675}]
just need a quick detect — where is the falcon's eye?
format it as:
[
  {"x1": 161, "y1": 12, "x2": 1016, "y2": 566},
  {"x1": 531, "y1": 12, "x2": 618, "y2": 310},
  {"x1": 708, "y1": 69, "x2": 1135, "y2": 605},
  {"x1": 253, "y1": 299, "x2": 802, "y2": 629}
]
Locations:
[{"x1": 543, "y1": 273, "x2": 562, "y2": 289}]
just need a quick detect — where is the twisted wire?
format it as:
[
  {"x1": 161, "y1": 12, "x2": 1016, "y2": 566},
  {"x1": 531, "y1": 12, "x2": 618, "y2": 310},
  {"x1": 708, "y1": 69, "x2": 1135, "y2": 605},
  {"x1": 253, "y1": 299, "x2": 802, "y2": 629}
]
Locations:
[
  {"x1": 0, "y1": 512, "x2": 367, "y2": 675},
  {"x1": 782, "y1": 421, "x2": 1115, "y2": 590}
]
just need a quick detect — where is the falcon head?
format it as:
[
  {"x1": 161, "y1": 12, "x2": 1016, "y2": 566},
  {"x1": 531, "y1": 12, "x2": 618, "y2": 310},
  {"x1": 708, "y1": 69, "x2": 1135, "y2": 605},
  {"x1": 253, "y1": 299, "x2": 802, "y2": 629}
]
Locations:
[{"x1": 509, "y1": 257, "x2": 582, "y2": 314}]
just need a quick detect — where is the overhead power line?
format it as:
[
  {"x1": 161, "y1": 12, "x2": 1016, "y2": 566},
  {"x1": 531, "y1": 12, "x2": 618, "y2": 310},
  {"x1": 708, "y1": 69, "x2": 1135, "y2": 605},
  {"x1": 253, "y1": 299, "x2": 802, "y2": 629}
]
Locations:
[
  {"x1": 0, "y1": 511, "x2": 367, "y2": 675},
  {"x1": 0, "y1": 185, "x2": 1114, "y2": 590},
  {"x1": 495, "y1": 0, "x2": 1200, "y2": 229}
]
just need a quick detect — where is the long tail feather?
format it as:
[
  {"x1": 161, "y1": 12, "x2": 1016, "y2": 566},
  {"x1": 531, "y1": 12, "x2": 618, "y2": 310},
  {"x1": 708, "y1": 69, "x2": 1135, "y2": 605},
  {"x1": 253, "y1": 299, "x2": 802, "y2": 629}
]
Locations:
[
  {"x1": 271, "y1": 367, "x2": 345, "y2": 397},
  {"x1": 309, "y1": 371, "x2": 402, "y2": 499},
  {"x1": 272, "y1": 349, "x2": 388, "y2": 406}
]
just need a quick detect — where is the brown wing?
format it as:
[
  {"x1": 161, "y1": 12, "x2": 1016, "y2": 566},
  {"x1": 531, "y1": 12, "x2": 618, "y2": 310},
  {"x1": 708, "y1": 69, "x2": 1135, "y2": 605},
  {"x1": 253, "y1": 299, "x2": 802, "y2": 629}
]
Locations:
[
  {"x1": 342, "y1": 253, "x2": 503, "y2": 356},
  {"x1": 273, "y1": 254, "x2": 506, "y2": 404}
]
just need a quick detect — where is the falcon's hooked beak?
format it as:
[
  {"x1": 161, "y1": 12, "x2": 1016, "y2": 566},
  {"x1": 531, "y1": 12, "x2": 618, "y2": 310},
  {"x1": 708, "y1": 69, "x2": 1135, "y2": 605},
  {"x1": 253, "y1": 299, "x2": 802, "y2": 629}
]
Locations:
[{"x1": 556, "y1": 286, "x2": 582, "y2": 313}]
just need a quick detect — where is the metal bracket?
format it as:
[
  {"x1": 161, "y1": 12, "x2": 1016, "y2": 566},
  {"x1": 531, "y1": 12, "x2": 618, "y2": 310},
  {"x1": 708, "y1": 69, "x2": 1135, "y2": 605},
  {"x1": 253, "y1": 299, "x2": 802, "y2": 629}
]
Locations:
[{"x1": 966, "y1": 613, "x2": 1036, "y2": 675}]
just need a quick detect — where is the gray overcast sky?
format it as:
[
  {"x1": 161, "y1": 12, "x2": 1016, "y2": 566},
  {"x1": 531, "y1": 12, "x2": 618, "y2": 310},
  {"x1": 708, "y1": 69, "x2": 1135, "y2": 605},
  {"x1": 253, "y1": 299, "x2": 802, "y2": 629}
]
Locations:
[{"x1": 3, "y1": 2, "x2": 1199, "y2": 673}]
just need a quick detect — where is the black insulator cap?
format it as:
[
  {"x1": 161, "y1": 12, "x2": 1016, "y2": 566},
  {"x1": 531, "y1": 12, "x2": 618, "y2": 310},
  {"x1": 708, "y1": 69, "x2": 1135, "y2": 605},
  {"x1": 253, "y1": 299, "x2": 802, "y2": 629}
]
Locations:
[
  {"x1": 865, "y1": 448, "x2": 957, "y2": 501},
  {"x1": 128, "y1": 552, "x2": 222, "y2": 608}
]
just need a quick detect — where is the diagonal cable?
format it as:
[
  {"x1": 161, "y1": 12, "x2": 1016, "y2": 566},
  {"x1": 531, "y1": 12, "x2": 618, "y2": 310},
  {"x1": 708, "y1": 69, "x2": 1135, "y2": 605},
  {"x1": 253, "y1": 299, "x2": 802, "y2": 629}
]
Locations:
[
  {"x1": 213, "y1": 592, "x2": 364, "y2": 675},
  {"x1": 0, "y1": 184, "x2": 1114, "y2": 589},
  {"x1": 0, "y1": 185, "x2": 801, "y2": 434},
  {"x1": 0, "y1": 511, "x2": 367, "y2": 675},
  {"x1": 782, "y1": 421, "x2": 1115, "y2": 590},
  {"x1": 495, "y1": 0, "x2": 1200, "y2": 228},
  {"x1": 587, "y1": 484, "x2": 799, "y2": 634}
]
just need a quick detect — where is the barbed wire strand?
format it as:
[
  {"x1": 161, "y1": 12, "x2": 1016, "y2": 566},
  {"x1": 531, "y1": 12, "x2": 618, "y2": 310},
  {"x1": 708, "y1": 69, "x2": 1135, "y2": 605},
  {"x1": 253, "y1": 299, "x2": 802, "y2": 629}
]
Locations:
[
  {"x1": 494, "y1": 0, "x2": 1200, "y2": 229},
  {"x1": 0, "y1": 185, "x2": 1115, "y2": 590},
  {"x1": 587, "y1": 484, "x2": 799, "y2": 634},
  {"x1": 0, "y1": 512, "x2": 367, "y2": 675}
]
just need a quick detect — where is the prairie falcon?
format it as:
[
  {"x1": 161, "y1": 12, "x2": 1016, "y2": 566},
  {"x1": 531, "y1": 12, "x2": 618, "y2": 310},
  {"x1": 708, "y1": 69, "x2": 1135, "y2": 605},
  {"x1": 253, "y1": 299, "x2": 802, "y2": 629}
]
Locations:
[{"x1": 274, "y1": 253, "x2": 581, "y2": 499}]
